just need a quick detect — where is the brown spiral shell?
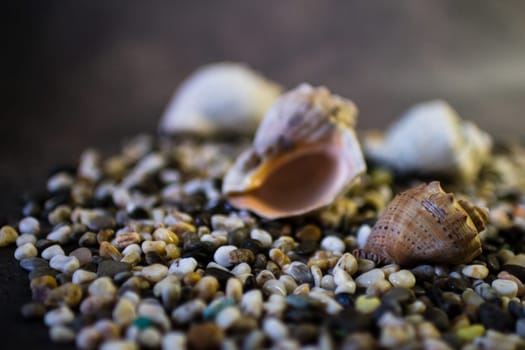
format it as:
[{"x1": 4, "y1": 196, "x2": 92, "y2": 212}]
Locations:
[{"x1": 354, "y1": 181, "x2": 487, "y2": 266}]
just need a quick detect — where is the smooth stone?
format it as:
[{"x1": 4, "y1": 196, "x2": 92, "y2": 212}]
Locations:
[
  {"x1": 356, "y1": 269, "x2": 385, "y2": 288},
  {"x1": 335, "y1": 293, "x2": 355, "y2": 308},
  {"x1": 462, "y1": 264, "x2": 489, "y2": 279},
  {"x1": 70, "y1": 247, "x2": 93, "y2": 266},
  {"x1": 492, "y1": 279, "x2": 518, "y2": 298},
  {"x1": 388, "y1": 270, "x2": 416, "y2": 288},
  {"x1": 424, "y1": 307, "x2": 450, "y2": 331},
  {"x1": 205, "y1": 267, "x2": 234, "y2": 288},
  {"x1": 187, "y1": 322, "x2": 225, "y2": 350},
  {"x1": 381, "y1": 287, "x2": 415, "y2": 305},
  {"x1": 20, "y1": 302, "x2": 46, "y2": 319},
  {"x1": 29, "y1": 267, "x2": 59, "y2": 279},
  {"x1": 411, "y1": 265, "x2": 435, "y2": 282},
  {"x1": 355, "y1": 296, "x2": 381, "y2": 314},
  {"x1": 20, "y1": 257, "x2": 49, "y2": 271},
  {"x1": 479, "y1": 302, "x2": 515, "y2": 332},
  {"x1": 284, "y1": 262, "x2": 313, "y2": 285},
  {"x1": 502, "y1": 264, "x2": 525, "y2": 283},
  {"x1": 97, "y1": 260, "x2": 132, "y2": 277},
  {"x1": 447, "y1": 277, "x2": 470, "y2": 293},
  {"x1": 456, "y1": 324, "x2": 485, "y2": 342}
]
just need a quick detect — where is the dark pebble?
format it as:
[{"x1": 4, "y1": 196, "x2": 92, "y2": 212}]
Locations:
[
  {"x1": 28, "y1": 268, "x2": 59, "y2": 280},
  {"x1": 20, "y1": 257, "x2": 49, "y2": 272},
  {"x1": 424, "y1": 307, "x2": 450, "y2": 331},
  {"x1": 82, "y1": 262, "x2": 98, "y2": 273},
  {"x1": 294, "y1": 240, "x2": 318, "y2": 256},
  {"x1": 411, "y1": 265, "x2": 435, "y2": 282},
  {"x1": 335, "y1": 293, "x2": 354, "y2": 308},
  {"x1": 182, "y1": 241, "x2": 215, "y2": 264},
  {"x1": 97, "y1": 260, "x2": 132, "y2": 277},
  {"x1": 373, "y1": 301, "x2": 403, "y2": 322},
  {"x1": 242, "y1": 275, "x2": 257, "y2": 291},
  {"x1": 516, "y1": 318, "x2": 525, "y2": 338},
  {"x1": 86, "y1": 214, "x2": 115, "y2": 231},
  {"x1": 128, "y1": 206, "x2": 150, "y2": 220},
  {"x1": 286, "y1": 295, "x2": 322, "y2": 310},
  {"x1": 290, "y1": 323, "x2": 319, "y2": 345},
  {"x1": 502, "y1": 264, "x2": 525, "y2": 283},
  {"x1": 446, "y1": 277, "x2": 469, "y2": 293},
  {"x1": 381, "y1": 287, "x2": 415, "y2": 305},
  {"x1": 441, "y1": 332, "x2": 463, "y2": 350},
  {"x1": 35, "y1": 239, "x2": 56, "y2": 251},
  {"x1": 253, "y1": 254, "x2": 267, "y2": 270},
  {"x1": 56, "y1": 273, "x2": 72, "y2": 285},
  {"x1": 145, "y1": 252, "x2": 167, "y2": 265},
  {"x1": 20, "y1": 302, "x2": 46, "y2": 319},
  {"x1": 78, "y1": 232, "x2": 98, "y2": 247},
  {"x1": 205, "y1": 267, "x2": 234, "y2": 288},
  {"x1": 240, "y1": 239, "x2": 264, "y2": 255},
  {"x1": 44, "y1": 192, "x2": 70, "y2": 212},
  {"x1": 326, "y1": 309, "x2": 373, "y2": 337},
  {"x1": 285, "y1": 309, "x2": 321, "y2": 323},
  {"x1": 479, "y1": 302, "x2": 515, "y2": 332},
  {"x1": 486, "y1": 254, "x2": 501, "y2": 274},
  {"x1": 227, "y1": 228, "x2": 249, "y2": 246},
  {"x1": 509, "y1": 299, "x2": 525, "y2": 319}
]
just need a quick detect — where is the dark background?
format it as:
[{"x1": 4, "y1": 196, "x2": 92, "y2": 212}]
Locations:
[{"x1": 1, "y1": 1, "x2": 525, "y2": 348}]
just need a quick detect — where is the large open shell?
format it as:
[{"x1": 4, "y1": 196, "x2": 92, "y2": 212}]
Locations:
[
  {"x1": 222, "y1": 84, "x2": 366, "y2": 219},
  {"x1": 159, "y1": 62, "x2": 282, "y2": 136},
  {"x1": 354, "y1": 181, "x2": 487, "y2": 266},
  {"x1": 364, "y1": 100, "x2": 492, "y2": 182}
]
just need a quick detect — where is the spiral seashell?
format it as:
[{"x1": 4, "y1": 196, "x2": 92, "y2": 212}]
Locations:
[
  {"x1": 159, "y1": 62, "x2": 282, "y2": 136},
  {"x1": 354, "y1": 181, "x2": 487, "y2": 266},
  {"x1": 363, "y1": 100, "x2": 492, "y2": 182},
  {"x1": 222, "y1": 84, "x2": 367, "y2": 219}
]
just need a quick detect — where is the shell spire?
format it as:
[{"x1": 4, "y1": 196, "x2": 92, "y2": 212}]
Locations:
[
  {"x1": 222, "y1": 84, "x2": 366, "y2": 219},
  {"x1": 354, "y1": 181, "x2": 486, "y2": 266}
]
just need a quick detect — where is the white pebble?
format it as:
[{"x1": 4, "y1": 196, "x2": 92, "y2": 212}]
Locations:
[
  {"x1": 138, "y1": 303, "x2": 170, "y2": 331},
  {"x1": 335, "y1": 280, "x2": 357, "y2": 294},
  {"x1": 263, "y1": 317, "x2": 288, "y2": 341},
  {"x1": 213, "y1": 245, "x2": 237, "y2": 267},
  {"x1": 388, "y1": 270, "x2": 416, "y2": 288},
  {"x1": 76, "y1": 326, "x2": 102, "y2": 350},
  {"x1": 492, "y1": 279, "x2": 518, "y2": 298},
  {"x1": 357, "y1": 224, "x2": 372, "y2": 248},
  {"x1": 226, "y1": 277, "x2": 243, "y2": 302},
  {"x1": 138, "y1": 327, "x2": 162, "y2": 348},
  {"x1": 462, "y1": 264, "x2": 489, "y2": 279},
  {"x1": 168, "y1": 257, "x2": 197, "y2": 276},
  {"x1": 335, "y1": 253, "x2": 358, "y2": 276},
  {"x1": 44, "y1": 306, "x2": 74, "y2": 326},
  {"x1": 211, "y1": 214, "x2": 244, "y2": 231},
  {"x1": 49, "y1": 325, "x2": 75, "y2": 343},
  {"x1": 241, "y1": 290, "x2": 263, "y2": 318},
  {"x1": 42, "y1": 244, "x2": 65, "y2": 260},
  {"x1": 263, "y1": 294, "x2": 286, "y2": 317},
  {"x1": 171, "y1": 300, "x2": 206, "y2": 324},
  {"x1": 162, "y1": 332, "x2": 186, "y2": 350},
  {"x1": 47, "y1": 172, "x2": 74, "y2": 192},
  {"x1": 100, "y1": 340, "x2": 137, "y2": 350},
  {"x1": 356, "y1": 268, "x2": 385, "y2": 288},
  {"x1": 47, "y1": 225, "x2": 72, "y2": 244},
  {"x1": 50, "y1": 255, "x2": 80, "y2": 274},
  {"x1": 250, "y1": 228, "x2": 273, "y2": 248},
  {"x1": 141, "y1": 264, "x2": 169, "y2": 282},
  {"x1": 321, "y1": 235, "x2": 345, "y2": 254},
  {"x1": 72, "y1": 269, "x2": 98, "y2": 284},
  {"x1": 14, "y1": 242, "x2": 37, "y2": 260},
  {"x1": 263, "y1": 279, "x2": 287, "y2": 296},
  {"x1": 16, "y1": 233, "x2": 37, "y2": 247},
  {"x1": 231, "y1": 262, "x2": 251, "y2": 276},
  {"x1": 19, "y1": 216, "x2": 40, "y2": 234},
  {"x1": 113, "y1": 298, "x2": 137, "y2": 327},
  {"x1": 89, "y1": 277, "x2": 117, "y2": 298},
  {"x1": 122, "y1": 243, "x2": 142, "y2": 256},
  {"x1": 216, "y1": 306, "x2": 241, "y2": 329}
]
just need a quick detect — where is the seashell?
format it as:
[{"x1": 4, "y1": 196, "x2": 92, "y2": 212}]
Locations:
[
  {"x1": 159, "y1": 62, "x2": 282, "y2": 136},
  {"x1": 354, "y1": 181, "x2": 487, "y2": 266},
  {"x1": 222, "y1": 84, "x2": 367, "y2": 219},
  {"x1": 363, "y1": 100, "x2": 492, "y2": 182}
]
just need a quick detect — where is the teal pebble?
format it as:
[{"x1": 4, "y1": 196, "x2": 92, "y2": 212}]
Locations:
[
  {"x1": 133, "y1": 316, "x2": 153, "y2": 329},
  {"x1": 203, "y1": 297, "x2": 236, "y2": 321}
]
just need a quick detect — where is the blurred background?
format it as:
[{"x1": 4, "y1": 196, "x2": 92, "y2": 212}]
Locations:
[{"x1": 1, "y1": 1, "x2": 525, "y2": 348}]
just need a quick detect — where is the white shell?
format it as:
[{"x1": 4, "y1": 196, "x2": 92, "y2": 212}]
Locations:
[
  {"x1": 364, "y1": 100, "x2": 492, "y2": 182},
  {"x1": 159, "y1": 62, "x2": 282, "y2": 136},
  {"x1": 222, "y1": 84, "x2": 366, "y2": 219}
]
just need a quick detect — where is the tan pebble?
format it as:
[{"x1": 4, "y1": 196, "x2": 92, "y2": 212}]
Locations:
[
  {"x1": 381, "y1": 264, "x2": 400, "y2": 278},
  {"x1": 195, "y1": 276, "x2": 219, "y2": 301},
  {"x1": 293, "y1": 283, "x2": 310, "y2": 295},
  {"x1": 356, "y1": 268, "x2": 385, "y2": 288},
  {"x1": 296, "y1": 225, "x2": 321, "y2": 242},
  {"x1": 94, "y1": 319, "x2": 120, "y2": 340},
  {"x1": 113, "y1": 298, "x2": 136, "y2": 327},
  {"x1": 335, "y1": 253, "x2": 358, "y2": 276},
  {"x1": 76, "y1": 326, "x2": 102, "y2": 350},
  {"x1": 31, "y1": 275, "x2": 58, "y2": 289},
  {"x1": 89, "y1": 277, "x2": 117, "y2": 298},
  {"x1": 80, "y1": 296, "x2": 115, "y2": 315},
  {"x1": 183, "y1": 272, "x2": 202, "y2": 286},
  {"x1": 0, "y1": 225, "x2": 19, "y2": 247},
  {"x1": 97, "y1": 229, "x2": 115, "y2": 244},
  {"x1": 170, "y1": 221, "x2": 196, "y2": 236},
  {"x1": 417, "y1": 321, "x2": 441, "y2": 339},
  {"x1": 366, "y1": 279, "x2": 392, "y2": 297},
  {"x1": 45, "y1": 283, "x2": 83, "y2": 307},
  {"x1": 357, "y1": 258, "x2": 376, "y2": 273},
  {"x1": 269, "y1": 248, "x2": 291, "y2": 267},
  {"x1": 141, "y1": 264, "x2": 168, "y2": 282},
  {"x1": 152, "y1": 228, "x2": 179, "y2": 245},
  {"x1": 229, "y1": 248, "x2": 255, "y2": 265},
  {"x1": 72, "y1": 269, "x2": 98, "y2": 284},
  {"x1": 451, "y1": 314, "x2": 470, "y2": 330},
  {"x1": 462, "y1": 264, "x2": 489, "y2": 279},
  {"x1": 114, "y1": 232, "x2": 141, "y2": 249},
  {"x1": 388, "y1": 270, "x2": 416, "y2": 288},
  {"x1": 99, "y1": 241, "x2": 122, "y2": 261},
  {"x1": 165, "y1": 244, "x2": 181, "y2": 260},
  {"x1": 121, "y1": 251, "x2": 141, "y2": 265},
  {"x1": 49, "y1": 325, "x2": 75, "y2": 343},
  {"x1": 142, "y1": 240, "x2": 166, "y2": 255},
  {"x1": 226, "y1": 278, "x2": 243, "y2": 302},
  {"x1": 187, "y1": 322, "x2": 224, "y2": 350}
]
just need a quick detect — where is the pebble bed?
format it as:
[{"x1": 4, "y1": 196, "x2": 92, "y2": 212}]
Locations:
[{"x1": 2, "y1": 135, "x2": 525, "y2": 350}]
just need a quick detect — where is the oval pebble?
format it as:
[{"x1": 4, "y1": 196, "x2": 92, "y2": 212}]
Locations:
[
  {"x1": 462, "y1": 264, "x2": 489, "y2": 279},
  {"x1": 141, "y1": 264, "x2": 169, "y2": 282},
  {"x1": 321, "y1": 236, "x2": 346, "y2": 254},
  {"x1": 388, "y1": 270, "x2": 416, "y2": 288},
  {"x1": 214, "y1": 245, "x2": 237, "y2": 267},
  {"x1": 356, "y1": 268, "x2": 385, "y2": 288},
  {"x1": 19, "y1": 217, "x2": 40, "y2": 234},
  {"x1": 14, "y1": 242, "x2": 38, "y2": 260},
  {"x1": 50, "y1": 255, "x2": 80, "y2": 274},
  {"x1": 492, "y1": 279, "x2": 518, "y2": 298},
  {"x1": 0, "y1": 225, "x2": 19, "y2": 247},
  {"x1": 42, "y1": 244, "x2": 65, "y2": 260}
]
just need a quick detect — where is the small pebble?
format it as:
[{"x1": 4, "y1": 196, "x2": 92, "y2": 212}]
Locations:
[
  {"x1": 491, "y1": 278, "x2": 518, "y2": 298},
  {"x1": 215, "y1": 306, "x2": 241, "y2": 329},
  {"x1": 44, "y1": 305, "x2": 75, "y2": 327},
  {"x1": 20, "y1": 302, "x2": 46, "y2": 319},
  {"x1": 214, "y1": 245, "x2": 238, "y2": 267},
  {"x1": 138, "y1": 327, "x2": 162, "y2": 348},
  {"x1": 18, "y1": 217, "x2": 40, "y2": 234},
  {"x1": 0, "y1": 225, "x2": 19, "y2": 247},
  {"x1": 263, "y1": 317, "x2": 288, "y2": 341},
  {"x1": 162, "y1": 332, "x2": 186, "y2": 350},
  {"x1": 89, "y1": 277, "x2": 117, "y2": 298},
  {"x1": 16, "y1": 233, "x2": 37, "y2": 247},
  {"x1": 388, "y1": 270, "x2": 416, "y2": 288},
  {"x1": 456, "y1": 324, "x2": 485, "y2": 342},
  {"x1": 356, "y1": 268, "x2": 385, "y2": 288},
  {"x1": 462, "y1": 264, "x2": 489, "y2": 279},
  {"x1": 250, "y1": 229, "x2": 273, "y2": 248},
  {"x1": 72, "y1": 269, "x2": 98, "y2": 284},
  {"x1": 355, "y1": 295, "x2": 381, "y2": 314},
  {"x1": 14, "y1": 242, "x2": 38, "y2": 260},
  {"x1": 49, "y1": 325, "x2": 75, "y2": 343},
  {"x1": 49, "y1": 255, "x2": 80, "y2": 274},
  {"x1": 141, "y1": 264, "x2": 169, "y2": 282},
  {"x1": 187, "y1": 322, "x2": 225, "y2": 350},
  {"x1": 41, "y1": 244, "x2": 65, "y2": 260},
  {"x1": 320, "y1": 235, "x2": 346, "y2": 254}
]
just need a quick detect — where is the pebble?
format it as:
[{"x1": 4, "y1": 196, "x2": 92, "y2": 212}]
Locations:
[
  {"x1": 47, "y1": 225, "x2": 72, "y2": 244},
  {"x1": 356, "y1": 224, "x2": 372, "y2": 248},
  {"x1": 49, "y1": 325, "x2": 76, "y2": 343},
  {"x1": 70, "y1": 247, "x2": 93, "y2": 266},
  {"x1": 162, "y1": 332, "x2": 186, "y2": 350},
  {"x1": 171, "y1": 299, "x2": 206, "y2": 324},
  {"x1": 492, "y1": 278, "x2": 518, "y2": 298},
  {"x1": 16, "y1": 233, "x2": 37, "y2": 247},
  {"x1": 50, "y1": 255, "x2": 80, "y2": 274},
  {"x1": 138, "y1": 326, "x2": 162, "y2": 348},
  {"x1": 479, "y1": 302, "x2": 515, "y2": 332},
  {"x1": 456, "y1": 324, "x2": 485, "y2": 342},
  {"x1": 20, "y1": 257, "x2": 49, "y2": 271},
  {"x1": 141, "y1": 264, "x2": 169, "y2": 282},
  {"x1": 42, "y1": 244, "x2": 65, "y2": 260},
  {"x1": 20, "y1": 302, "x2": 47, "y2": 319},
  {"x1": 113, "y1": 298, "x2": 137, "y2": 327},
  {"x1": 187, "y1": 322, "x2": 225, "y2": 350},
  {"x1": 100, "y1": 340, "x2": 138, "y2": 350},
  {"x1": 72, "y1": 269, "x2": 98, "y2": 284},
  {"x1": 214, "y1": 245, "x2": 237, "y2": 267},
  {"x1": 76, "y1": 326, "x2": 102, "y2": 349},
  {"x1": 284, "y1": 262, "x2": 313, "y2": 285},
  {"x1": 0, "y1": 225, "x2": 19, "y2": 247},
  {"x1": 241, "y1": 290, "x2": 263, "y2": 318},
  {"x1": 98, "y1": 260, "x2": 132, "y2": 277},
  {"x1": 356, "y1": 268, "x2": 385, "y2": 288},
  {"x1": 335, "y1": 253, "x2": 359, "y2": 276},
  {"x1": 18, "y1": 217, "x2": 40, "y2": 234},
  {"x1": 263, "y1": 317, "x2": 288, "y2": 341},
  {"x1": 320, "y1": 235, "x2": 346, "y2": 254},
  {"x1": 388, "y1": 270, "x2": 416, "y2": 288},
  {"x1": 168, "y1": 257, "x2": 198, "y2": 276},
  {"x1": 516, "y1": 318, "x2": 525, "y2": 338},
  {"x1": 462, "y1": 264, "x2": 489, "y2": 279},
  {"x1": 44, "y1": 306, "x2": 75, "y2": 327},
  {"x1": 216, "y1": 306, "x2": 241, "y2": 329},
  {"x1": 226, "y1": 277, "x2": 243, "y2": 302},
  {"x1": 250, "y1": 229, "x2": 273, "y2": 248},
  {"x1": 263, "y1": 279, "x2": 287, "y2": 296},
  {"x1": 14, "y1": 242, "x2": 38, "y2": 260},
  {"x1": 89, "y1": 277, "x2": 117, "y2": 298},
  {"x1": 355, "y1": 295, "x2": 381, "y2": 314}
]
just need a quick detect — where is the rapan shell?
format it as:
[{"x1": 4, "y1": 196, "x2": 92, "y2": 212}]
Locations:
[
  {"x1": 159, "y1": 62, "x2": 282, "y2": 136},
  {"x1": 354, "y1": 181, "x2": 487, "y2": 266},
  {"x1": 222, "y1": 84, "x2": 367, "y2": 219}
]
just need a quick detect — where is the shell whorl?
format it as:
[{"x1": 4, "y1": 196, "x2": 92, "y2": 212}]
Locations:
[{"x1": 355, "y1": 181, "x2": 485, "y2": 266}]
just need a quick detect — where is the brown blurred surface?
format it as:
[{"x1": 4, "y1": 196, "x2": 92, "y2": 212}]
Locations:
[{"x1": 1, "y1": 1, "x2": 525, "y2": 348}]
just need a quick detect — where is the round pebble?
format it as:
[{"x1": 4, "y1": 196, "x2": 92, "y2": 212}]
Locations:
[
  {"x1": 42, "y1": 244, "x2": 65, "y2": 260},
  {"x1": 462, "y1": 264, "x2": 489, "y2": 279},
  {"x1": 18, "y1": 217, "x2": 40, "y2": 234},
  {"x1": 214, "y1": 245, "x2": 237, "y2": 267},
  {"x1": 0, "y1": 225, "x2": 19, "y2": 247},
  {"x1": 49, "y1": 255, "x2": 80, "y2": 274},
  {"x1": 141, "y1": 264, "x2": 169, "y2": 282},
  {"x1": 388, "y1": 269, "x2": 416, "y2": 288},
  {"x1": 356, "y1": 268, "x2": 385, "y2": 288},
  {"x1": 14, "y1": 242, "x2": 38, "y2": 260},
  {"x1": 492, "y1": 278, "x2": 519, "y2": 298},
  {"x1": 320, "y1": 235, "x2": 346, "y2": 254}
]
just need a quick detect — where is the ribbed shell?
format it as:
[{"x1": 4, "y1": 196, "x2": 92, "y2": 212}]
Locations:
[{"x1": 355, "y1": 181, "x2": 486, "y2": 266}]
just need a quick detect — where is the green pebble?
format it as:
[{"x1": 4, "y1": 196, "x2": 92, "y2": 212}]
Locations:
[
  {"x1": 133, "y1": 316, "x2": 153, "y2": 329},
  {"x1": 456, "y1": 324, "x2": 485, "y2": 342},
  {"x1": 355, "y1": 295, "x2": 381, "y2": 314}
]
